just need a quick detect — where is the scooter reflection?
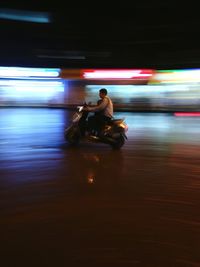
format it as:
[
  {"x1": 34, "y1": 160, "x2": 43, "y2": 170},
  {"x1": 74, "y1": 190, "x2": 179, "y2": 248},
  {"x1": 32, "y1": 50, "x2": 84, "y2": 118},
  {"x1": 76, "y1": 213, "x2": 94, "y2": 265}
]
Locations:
[{"x1": 61, "y1": 148, "x2": 125, "y2": 189}]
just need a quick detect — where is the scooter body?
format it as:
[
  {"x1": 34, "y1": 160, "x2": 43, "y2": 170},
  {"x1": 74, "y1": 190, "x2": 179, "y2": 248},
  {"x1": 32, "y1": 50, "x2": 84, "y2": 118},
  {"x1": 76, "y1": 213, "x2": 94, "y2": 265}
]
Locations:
[{"x1": 64, "y1": 105, "x2": 128, "y2": 149}]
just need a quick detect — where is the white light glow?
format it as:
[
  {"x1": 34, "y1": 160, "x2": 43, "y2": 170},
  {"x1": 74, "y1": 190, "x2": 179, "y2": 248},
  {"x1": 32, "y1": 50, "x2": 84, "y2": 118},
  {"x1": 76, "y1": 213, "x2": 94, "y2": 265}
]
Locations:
[
  {"x1": 86, "y1": 84, "x2": 190, "y2": 96},
  {"x1": 0, "y1": 67, "x2": 60, "y2": 78},
  {"x1": 83, "y1": 70, "x2": 152, "y2": 79},
  {"x1": 154, "y1": 70, "x2": 200, "y2": 83},
  {"x1": 0, "y1": 79, "x2": 64, "y2": 102},
  {"x1": 0, "y1": 80, "x2": 62, "y2": 87}
]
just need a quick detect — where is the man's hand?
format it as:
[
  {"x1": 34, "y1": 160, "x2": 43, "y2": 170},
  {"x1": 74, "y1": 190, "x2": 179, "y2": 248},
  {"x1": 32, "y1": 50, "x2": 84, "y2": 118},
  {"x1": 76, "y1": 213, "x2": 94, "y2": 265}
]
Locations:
[{"x1": 83, "y1": 107, "x2": 90, "y2": 112}]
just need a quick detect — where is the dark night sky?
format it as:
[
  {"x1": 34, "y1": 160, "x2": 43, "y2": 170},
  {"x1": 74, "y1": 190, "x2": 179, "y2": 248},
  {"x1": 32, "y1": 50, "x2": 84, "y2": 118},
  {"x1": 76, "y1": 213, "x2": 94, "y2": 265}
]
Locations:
[{"x1": 1, "y1": 1, "x2": 200, "y2": 69}]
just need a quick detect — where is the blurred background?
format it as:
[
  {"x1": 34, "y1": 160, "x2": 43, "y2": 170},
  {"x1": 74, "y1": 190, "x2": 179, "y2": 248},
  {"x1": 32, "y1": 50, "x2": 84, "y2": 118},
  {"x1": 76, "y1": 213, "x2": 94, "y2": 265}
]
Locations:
[
  {"x1": 0, "y1": 1, "x2": 200, "y2": 111},
  {"x1": 1, "y1": 67, "x2": 200, "y2": 111}
]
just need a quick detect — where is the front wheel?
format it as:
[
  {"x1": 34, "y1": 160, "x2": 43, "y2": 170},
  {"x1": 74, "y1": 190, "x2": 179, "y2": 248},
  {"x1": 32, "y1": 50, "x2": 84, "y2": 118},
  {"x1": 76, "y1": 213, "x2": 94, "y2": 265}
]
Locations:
[
  {"x1": 64, "y1": 126, "x2": 80, "y2": 145},
  {"x1": 110, "y1": 135, "x2": 125, "y2": 150}
]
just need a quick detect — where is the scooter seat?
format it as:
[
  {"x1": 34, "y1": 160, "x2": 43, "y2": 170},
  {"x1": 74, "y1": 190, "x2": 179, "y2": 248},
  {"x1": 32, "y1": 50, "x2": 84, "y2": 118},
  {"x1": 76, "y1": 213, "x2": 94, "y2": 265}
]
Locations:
[{"x1": 109, "y1": 119, "x2": 123, "y2": 124}]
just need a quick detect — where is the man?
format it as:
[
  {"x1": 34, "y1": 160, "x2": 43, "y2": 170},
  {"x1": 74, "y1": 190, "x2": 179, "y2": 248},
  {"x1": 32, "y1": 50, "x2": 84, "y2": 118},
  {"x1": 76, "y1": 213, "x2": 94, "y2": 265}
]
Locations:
[{"x1": 85, "y1": 88, "x2": 113, "y2": 135}]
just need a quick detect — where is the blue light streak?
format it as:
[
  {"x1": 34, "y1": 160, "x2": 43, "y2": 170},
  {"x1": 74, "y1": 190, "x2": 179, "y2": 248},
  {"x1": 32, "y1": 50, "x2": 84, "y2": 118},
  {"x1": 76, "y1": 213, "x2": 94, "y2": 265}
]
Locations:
[{"x1": 0, "y1": 8, "x2": 51, "y2": 23}]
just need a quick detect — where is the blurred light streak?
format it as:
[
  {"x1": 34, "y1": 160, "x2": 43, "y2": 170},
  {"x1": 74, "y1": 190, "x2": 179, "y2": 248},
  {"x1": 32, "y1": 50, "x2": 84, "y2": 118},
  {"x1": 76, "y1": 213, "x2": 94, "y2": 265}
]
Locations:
[
  {"x1": 0, "y1": 67, "x2": 60, "y2": 78},
  {"x1": 151, "y1": 69, "x2": 200, "y2": 84},
  {"x1": 0, "y1": 79, "x2": 64, "y2": 101},
  {"x1": 86, "y1": 84, "x2": 190, "y2": 97},
  {"x1": 0, "y1": 8, "x2": 51, "y2": 23},
  {"x1": 0, "y1": 80, "x2": 62, "y2": 87},
  {"x1": 174, "y1": 112, "x2": 200, "y2": 117},
  {"x1": 37, "y1": 55, "x2": 86, "y2": 59},
  {"x1": 82, "y1": 69, "x2": 153, "y2": 79}
]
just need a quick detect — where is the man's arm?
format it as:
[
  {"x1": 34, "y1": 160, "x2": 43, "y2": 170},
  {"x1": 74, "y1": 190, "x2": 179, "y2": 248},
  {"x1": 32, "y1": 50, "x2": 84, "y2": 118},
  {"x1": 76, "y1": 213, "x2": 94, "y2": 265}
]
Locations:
[{"x1": 87, "y1": 98, "x2": 108, "y2": 112}]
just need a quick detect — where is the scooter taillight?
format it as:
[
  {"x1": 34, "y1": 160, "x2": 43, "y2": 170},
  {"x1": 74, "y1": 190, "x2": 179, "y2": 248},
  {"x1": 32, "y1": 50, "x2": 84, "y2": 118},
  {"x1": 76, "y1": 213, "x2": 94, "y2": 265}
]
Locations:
[{"x1": 119, "y1": 122, "x2": 128, "y2": 132}]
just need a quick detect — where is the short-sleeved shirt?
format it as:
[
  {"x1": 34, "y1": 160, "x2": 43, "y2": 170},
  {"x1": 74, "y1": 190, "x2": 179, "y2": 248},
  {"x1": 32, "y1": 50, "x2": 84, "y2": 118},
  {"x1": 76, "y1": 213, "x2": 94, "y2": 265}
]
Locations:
[{"x1": 88, "y1": 96, "x2": 113, "y2": 118}]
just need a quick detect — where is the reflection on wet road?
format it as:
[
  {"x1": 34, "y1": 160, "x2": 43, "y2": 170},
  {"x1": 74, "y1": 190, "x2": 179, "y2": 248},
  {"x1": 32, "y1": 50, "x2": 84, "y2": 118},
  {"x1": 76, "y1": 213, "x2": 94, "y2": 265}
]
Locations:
[{"x1": 1, "y1": 108, "x2": 200, "y2": 267}]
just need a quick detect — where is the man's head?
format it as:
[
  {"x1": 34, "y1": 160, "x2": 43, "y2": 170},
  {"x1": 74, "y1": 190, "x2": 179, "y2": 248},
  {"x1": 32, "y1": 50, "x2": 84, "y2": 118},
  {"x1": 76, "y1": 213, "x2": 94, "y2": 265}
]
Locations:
[{"x1": 99, "y1": 88, "x2": 107, "y2": 98}]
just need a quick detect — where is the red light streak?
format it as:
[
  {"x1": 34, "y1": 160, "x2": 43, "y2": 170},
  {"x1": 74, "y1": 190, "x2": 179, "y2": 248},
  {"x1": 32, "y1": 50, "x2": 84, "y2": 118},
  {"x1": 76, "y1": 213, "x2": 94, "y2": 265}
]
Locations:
[
  {"x1": 81, "y1": 69, "x2": 154, "y2": 79},
  {"x1": 174, "y1": 112, "x2": 200, "y2": 117}
]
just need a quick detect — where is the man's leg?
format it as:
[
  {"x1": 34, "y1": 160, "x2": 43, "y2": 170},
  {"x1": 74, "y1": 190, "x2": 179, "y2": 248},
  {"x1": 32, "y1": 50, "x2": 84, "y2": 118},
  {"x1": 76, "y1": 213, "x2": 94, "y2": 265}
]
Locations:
[
  {"x1": 96, "y1": 115, "x2": 111, "y2": 136},
  {"x1": 88, "y1": 115, "x2": 97, "y2": 135}
]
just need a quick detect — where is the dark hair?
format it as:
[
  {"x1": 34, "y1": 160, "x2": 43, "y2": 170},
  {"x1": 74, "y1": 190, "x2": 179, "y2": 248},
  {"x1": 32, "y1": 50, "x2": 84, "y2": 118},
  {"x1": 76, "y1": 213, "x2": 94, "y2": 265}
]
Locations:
[{"x1": 99, "y1": 88, "x2": 107, "y2": 95}]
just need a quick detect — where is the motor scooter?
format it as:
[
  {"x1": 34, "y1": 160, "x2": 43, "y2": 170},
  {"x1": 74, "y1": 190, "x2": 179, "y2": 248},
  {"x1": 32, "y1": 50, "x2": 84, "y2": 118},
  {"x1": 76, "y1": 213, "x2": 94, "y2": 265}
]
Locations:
[{"x1": 64, "y1": 103, "x2": 128, "y2": 149}]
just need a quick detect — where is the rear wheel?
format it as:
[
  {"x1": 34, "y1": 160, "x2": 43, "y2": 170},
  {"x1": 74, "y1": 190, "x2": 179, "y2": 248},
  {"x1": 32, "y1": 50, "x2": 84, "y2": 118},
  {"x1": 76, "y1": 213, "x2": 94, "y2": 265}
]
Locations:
[{"x1": 111, "y1": 135, "x2": 125, "y2": 150}]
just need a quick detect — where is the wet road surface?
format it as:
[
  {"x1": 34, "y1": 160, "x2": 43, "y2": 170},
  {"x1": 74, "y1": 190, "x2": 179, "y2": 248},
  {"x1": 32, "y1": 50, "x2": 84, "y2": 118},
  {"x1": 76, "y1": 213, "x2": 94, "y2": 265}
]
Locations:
[{"x1": 1, "y1": 108, "x2": 200, "y2": 267}]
